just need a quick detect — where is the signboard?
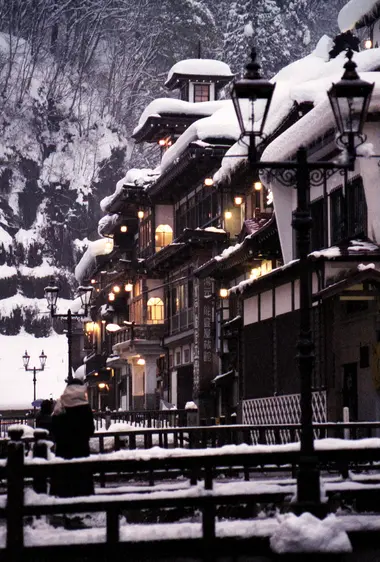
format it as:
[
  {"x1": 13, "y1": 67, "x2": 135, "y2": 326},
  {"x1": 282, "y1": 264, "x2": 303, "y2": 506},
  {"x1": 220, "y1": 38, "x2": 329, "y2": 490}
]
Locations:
[{"x1": 192, "y1": 277, "x2": 213, "y2": 398}]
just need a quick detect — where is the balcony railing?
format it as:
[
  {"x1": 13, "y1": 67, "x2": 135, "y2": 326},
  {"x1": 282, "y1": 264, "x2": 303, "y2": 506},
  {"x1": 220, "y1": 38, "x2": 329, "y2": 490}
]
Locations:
[{"x1": 110, "y1": 323, "x2": 166, "y2": 346}]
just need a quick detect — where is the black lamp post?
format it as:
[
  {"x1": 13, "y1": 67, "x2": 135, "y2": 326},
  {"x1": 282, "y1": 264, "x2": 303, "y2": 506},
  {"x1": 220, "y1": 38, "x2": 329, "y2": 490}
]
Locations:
[
  {"x1": 232, "y1": 48, "x2": 373, "y2": 514},
  {"x1": 44, "y1": 283, "x2": 93, "y2": 383},
  {"x1": 22, "y1": 350, "x2": 47, "y2": 409}
]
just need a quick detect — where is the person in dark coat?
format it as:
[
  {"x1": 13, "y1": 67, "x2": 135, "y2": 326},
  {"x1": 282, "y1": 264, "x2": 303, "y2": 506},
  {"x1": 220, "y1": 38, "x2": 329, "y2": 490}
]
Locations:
[
  {"x1": 35, "y1": 399, "x2": 53, "y2": 436},
  {"x1": 50, "y1": 378, "x2": 95, "y2": 497}
]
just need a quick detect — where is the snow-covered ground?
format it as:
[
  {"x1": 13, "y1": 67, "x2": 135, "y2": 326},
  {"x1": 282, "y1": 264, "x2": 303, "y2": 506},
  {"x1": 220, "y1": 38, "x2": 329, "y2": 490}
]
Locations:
[{"x1": 0, "y1": 331, "x2": 68, "y2": 410}]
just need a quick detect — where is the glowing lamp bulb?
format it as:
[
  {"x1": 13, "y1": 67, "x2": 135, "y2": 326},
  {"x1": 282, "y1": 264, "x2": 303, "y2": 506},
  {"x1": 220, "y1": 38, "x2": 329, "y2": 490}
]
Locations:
[
  {"x1": 90, "y1": 279, "x2": 96, "y2": 284},
  {"x1": 105, "y1": 240, "x2": 113, "y2": 253},
  {"x1": 204, "y1": 177, "x2": 214, "y2": 187},
  {"x1": 108, "y1": 292, "x2": 115, "y2": 302},
  {"x1": 224, "y1": 210, "x2": 232, "y2": 220},
  {"x1": 254, "y1": 181, "x2": 262, "y2": 191},
  {"x1": 219, "y1": 288, "x2": 228, "y2": 299},
  {"x1": 98, "y1": 383, "x2": 106, "y2": 389},
  {"x1": 120, "y1": 225, "x2": 128, "y2": 233},
  {"x1": 158, "y1": 139, "x2": 166, "y2": 146},
  {"x1": 234, "y1": 196, "x2": 243, "y2": 206},
  {"x1": 137, "y1": 210, "x2": 144, "y2": 219},
  {"x1": 113, "y1": 285, "x2": 121, "y2": 293},
  {"x1": 137, "y1": 358, "x2": 146, "y2": 365},
  {"x1": 364, "y1": 39, "x2": 372, "y2": 49},
  {"x1": 125, "y1": 283, "x2": 133, "y2": 292}
]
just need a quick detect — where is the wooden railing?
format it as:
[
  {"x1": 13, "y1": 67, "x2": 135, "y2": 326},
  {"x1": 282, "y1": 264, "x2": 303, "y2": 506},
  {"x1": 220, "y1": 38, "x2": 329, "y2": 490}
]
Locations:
[
  {"x1": 3, "y1": 421, "x2": 380, "y2": 457},
  {"x1": 93, "y1": 409, "x2": 188, "y2": 430},
  {"x1": 2, "y1": 429, "x2": 380, "y2": 557},
  {"x1": 110, "y1": 322, "x2": 166, "y2": 345},
  {"x1": 0, "y1": 416, "x2": 34, "y2": 438}
]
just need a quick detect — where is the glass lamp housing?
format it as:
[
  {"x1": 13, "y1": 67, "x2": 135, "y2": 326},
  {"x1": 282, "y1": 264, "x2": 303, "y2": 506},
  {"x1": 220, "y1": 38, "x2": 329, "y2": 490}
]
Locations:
[
  {"x1": 78, "y1": 286, "x2": 93, "y2": 309},
  {"x1": 39, "y1": 350, "x2": 47, "y2": 369},
  {"x1": 22, "y1": 350, "x2": 30, "y2": 369},
  {"x1": 231, "y1": 49, "x2": 275, "y2": 139},
  {"x1": 44, "y1": 284, "x2": 59, "y2": 310},
  {"x1": 328, "y1": 49, "x2": 374, "y2": 136}
]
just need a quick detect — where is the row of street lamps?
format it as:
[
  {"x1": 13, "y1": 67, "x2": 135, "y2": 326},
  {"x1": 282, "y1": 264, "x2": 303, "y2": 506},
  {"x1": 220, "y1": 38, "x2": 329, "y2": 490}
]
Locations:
[{"x1": 230, "y1": 47, "x2": 373, "y2": 513}]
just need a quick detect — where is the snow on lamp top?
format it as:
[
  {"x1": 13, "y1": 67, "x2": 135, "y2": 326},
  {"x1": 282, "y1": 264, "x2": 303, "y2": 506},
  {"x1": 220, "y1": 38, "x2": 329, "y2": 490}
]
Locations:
[{"x1": 338, "y1": 0, "x2": 380, "y2": 31}]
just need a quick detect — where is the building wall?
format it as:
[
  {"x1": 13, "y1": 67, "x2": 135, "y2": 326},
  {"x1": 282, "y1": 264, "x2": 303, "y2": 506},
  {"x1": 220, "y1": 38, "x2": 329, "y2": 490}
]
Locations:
[
  {"x1": 155, "y1": 204, "x2": 174, "y2": 230},
  {"x1": 330, "y1": 296, "x2": 380, "y2": 421}
]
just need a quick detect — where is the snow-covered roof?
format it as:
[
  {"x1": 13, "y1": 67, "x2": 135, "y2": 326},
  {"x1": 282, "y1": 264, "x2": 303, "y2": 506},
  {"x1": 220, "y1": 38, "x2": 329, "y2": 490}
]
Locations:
[
  {"x1": 165, "y1": 59, "x2": 233, "y2": 86},
  {"x1": 74, "y1": 238, "x2": 114, "y2": 283},
  {"x1": 338, "y1": 0, "x2": 380, "y2": 31},
  {"x1": 229, "y1": 240, "x2": 379, "y2": 295},
  {"x1": 261, "y1": 47, "x2": 380, "y2": 163},
  {"x1": 133, "y1": 98, "x2": 227, "y2": 137},
  {"x1": 158, "y1": 104, "x2": 240, "y2": 176},
  {"x1": 100, "y1": 168, "x2": 158, "y2": 213}
]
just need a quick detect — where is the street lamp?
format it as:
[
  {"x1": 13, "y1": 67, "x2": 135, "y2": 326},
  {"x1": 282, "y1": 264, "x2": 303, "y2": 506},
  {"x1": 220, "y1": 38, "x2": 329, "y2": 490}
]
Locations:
[
  {"x1": 22, "y1": 350, "x2": 47, "y2": 409},
  {"x1": 44, "y1": 282, "x2": 93, "y2": 383},
  {"x1": 232, "y1": 48, "x2": 373, "y2": 514}
]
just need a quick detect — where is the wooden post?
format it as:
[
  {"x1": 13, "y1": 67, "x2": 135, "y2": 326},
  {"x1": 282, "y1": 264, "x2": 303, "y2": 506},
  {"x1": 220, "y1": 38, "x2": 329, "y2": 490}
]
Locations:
[
  {"x1": 7, "y1": 428, "x2": 25, "y2": 555},
  {"x1": 186, "y1": 405, "x2": 199, "y2": 428},
  {"x1": 33, "y1": 429, "x2": 49, "y2": 494},
  {"x1": 204, "y1": 465, "x2": 213, "y2": 490},
  {"x1": 106, "y1": 509, "x2": 119, "y2": 544},
  {"x1": 202, "y1": 501, "x2": 215, "y2": 540},
  {"x1": 129, "y1": 433, "x2": 136, "y2": 450}
]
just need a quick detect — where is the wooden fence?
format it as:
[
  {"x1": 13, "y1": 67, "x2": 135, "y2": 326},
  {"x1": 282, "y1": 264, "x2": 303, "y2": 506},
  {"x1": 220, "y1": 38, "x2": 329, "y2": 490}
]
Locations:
[{"x1": 2, "y1": 429, "x2": 380, "y2": 558}]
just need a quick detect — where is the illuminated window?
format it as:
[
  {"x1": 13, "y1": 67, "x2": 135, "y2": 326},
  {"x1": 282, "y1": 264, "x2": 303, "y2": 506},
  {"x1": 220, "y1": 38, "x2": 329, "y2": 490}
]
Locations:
[
  {"x1": 155, "y1": 224, "x2": 173, "y2": 252},
  {"x1": 194, "y1": 83, "x2": 210, "y2": 102},
  {"x1": 147, "y1": 297, "x2": 164, "y2": 324}
]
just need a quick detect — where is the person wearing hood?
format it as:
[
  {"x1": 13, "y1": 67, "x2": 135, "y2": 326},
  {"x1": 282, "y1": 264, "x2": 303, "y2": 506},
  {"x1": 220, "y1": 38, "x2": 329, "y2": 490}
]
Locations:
[{"x1": 50, "y1": 378, "x2": 94, "y2": 497}]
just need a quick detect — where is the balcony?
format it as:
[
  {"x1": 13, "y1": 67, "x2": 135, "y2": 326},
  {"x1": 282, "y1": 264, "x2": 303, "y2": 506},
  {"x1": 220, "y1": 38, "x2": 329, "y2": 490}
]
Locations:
[{"x1": 110, "y1": 323, "x2": 166, "y2": 359}]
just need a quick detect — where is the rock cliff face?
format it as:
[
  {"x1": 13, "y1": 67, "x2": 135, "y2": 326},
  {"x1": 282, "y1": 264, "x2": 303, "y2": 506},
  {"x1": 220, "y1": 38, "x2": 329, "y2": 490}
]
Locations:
[{"x1": 0, "y1": 0, "x2": 346, "y2": 336}]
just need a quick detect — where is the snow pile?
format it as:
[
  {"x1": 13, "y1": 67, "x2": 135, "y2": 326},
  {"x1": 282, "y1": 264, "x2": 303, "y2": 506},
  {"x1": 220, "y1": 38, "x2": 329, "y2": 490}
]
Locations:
[
  {"x1": 165, "y1": 59, "x2": 233, "y2": 85},
  {"x1": 270, "y1": 513, "x2": 352, "y2": 553},
  {"x1": 358, "y1": 262, "x2": 375, "y2": 271},
  {"x1": 338, "y1": 0, "x2": 379, "y2": 31},
  {"x1": 185, "y1": 401, "x2": 198, "y2": 410},
  {"x1": 74, "y1": 238, "x2": 113, "y2": 283},
  {"x1": 357, "y1": 142, "x2": 375, "y2": 157},
  {"x1": 349, "y1": 239, "x2": 379, "y2": 252},
  {"x1": 133, "y1": 98, "x2": 227, "y2": 136},
  {"x1": 97, "y1": 214, "x2": 120, "y2": 236},
  {"x1": 215, "y1": 241, "x2": 243, "y2": 262}
]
